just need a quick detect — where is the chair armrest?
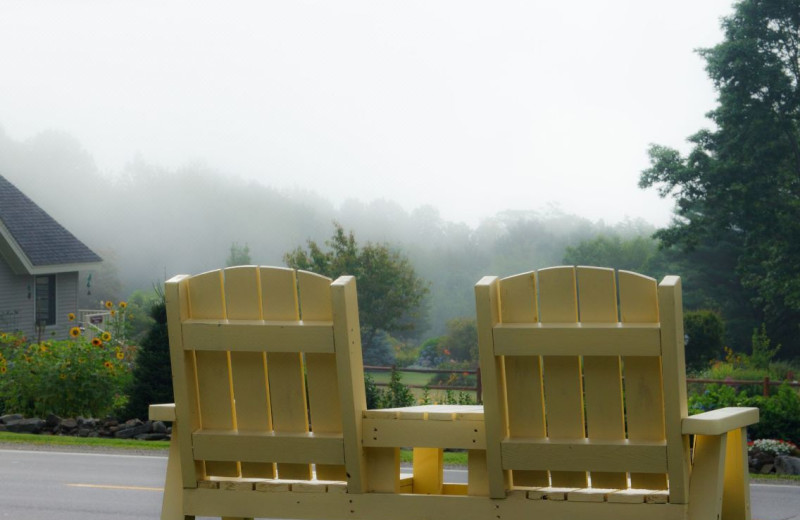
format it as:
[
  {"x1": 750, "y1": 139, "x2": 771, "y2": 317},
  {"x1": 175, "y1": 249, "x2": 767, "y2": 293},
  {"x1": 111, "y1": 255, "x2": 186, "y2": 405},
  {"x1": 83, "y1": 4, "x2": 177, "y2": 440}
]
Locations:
[
  {"x1": 149, "y1": 403, "x2": 176, "y2": 422},
  {"x1": 682, "y1": 407, "x2": 758, "y2": 435}
]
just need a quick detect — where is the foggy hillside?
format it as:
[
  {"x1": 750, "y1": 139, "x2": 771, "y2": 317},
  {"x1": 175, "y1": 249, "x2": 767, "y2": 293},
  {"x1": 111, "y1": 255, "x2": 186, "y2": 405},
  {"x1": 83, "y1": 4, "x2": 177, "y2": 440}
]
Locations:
[{"x1": 0, "y1": 128, "x2": 655, "y2": 336}]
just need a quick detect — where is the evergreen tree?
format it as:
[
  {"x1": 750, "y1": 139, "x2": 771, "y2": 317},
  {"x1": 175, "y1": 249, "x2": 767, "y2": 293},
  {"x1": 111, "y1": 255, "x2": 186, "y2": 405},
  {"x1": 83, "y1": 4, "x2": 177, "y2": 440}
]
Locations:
[
  {"x1": 640, "y1": 0, "x2": 800, "y2": 357},
  {"x1": 124, "y1": 296, "x2": 173, "y2": 420}
]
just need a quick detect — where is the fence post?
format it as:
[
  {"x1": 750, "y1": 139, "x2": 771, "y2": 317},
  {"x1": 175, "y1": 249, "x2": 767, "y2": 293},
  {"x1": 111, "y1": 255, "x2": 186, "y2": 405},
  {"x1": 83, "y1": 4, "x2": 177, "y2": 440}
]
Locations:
[{"x1": 763, "y1": 376, "x2": 770, "y2": 397}]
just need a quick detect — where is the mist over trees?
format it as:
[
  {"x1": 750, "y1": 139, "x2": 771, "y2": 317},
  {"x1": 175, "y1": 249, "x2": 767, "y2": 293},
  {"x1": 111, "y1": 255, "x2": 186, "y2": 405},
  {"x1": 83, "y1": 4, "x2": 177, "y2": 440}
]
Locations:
[{"x1": 1, "y1": 126, "x2": 653, "y2": 341}]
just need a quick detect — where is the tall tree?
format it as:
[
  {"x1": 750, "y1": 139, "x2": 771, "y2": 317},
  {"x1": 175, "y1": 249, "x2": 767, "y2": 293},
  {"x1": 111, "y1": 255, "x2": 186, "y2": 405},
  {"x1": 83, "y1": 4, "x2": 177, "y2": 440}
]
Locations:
[
  {"x1": 284, "y1": 223, "x2": 430, "y2": 348},
  {"x1": 640, "y1": 0, "x2": 800, "y2": 357},
  {"x1": 226, "y1": 242, "x2": 252, "y2": 267}
]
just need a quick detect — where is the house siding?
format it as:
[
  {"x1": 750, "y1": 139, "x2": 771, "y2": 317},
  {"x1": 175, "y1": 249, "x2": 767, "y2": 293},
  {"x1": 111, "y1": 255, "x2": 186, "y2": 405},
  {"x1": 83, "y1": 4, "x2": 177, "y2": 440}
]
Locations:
[
  {"x1": 54, "y1": 272, "x2": 79, "y2": 339},
  {"x1": 0, "y1": 257, "x2": 33, "y2": 335},
  {"x1": 0, "y1": 261, "x2": 80, "y2": 340}
]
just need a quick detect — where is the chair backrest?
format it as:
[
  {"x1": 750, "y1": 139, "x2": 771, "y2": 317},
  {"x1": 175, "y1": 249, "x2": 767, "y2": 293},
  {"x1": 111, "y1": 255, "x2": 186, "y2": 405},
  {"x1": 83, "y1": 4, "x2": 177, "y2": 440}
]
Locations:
[
  {"x1": 165, "y1": 266, "x2": 367, "y2": 492},
  {"x1": 475, "y1": 266, "x2": 690, "y2": 502}
]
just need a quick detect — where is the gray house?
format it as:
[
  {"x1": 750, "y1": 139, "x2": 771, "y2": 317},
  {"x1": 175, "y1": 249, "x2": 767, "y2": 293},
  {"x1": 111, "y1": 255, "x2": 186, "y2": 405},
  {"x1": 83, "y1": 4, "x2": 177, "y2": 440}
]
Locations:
[{"x1": 0, "y1": 174, "x2": 102, "y2": 341}]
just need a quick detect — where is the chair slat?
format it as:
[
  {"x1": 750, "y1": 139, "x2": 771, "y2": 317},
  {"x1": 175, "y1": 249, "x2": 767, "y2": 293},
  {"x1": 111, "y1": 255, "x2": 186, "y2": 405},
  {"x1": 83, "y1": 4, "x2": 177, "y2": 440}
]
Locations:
[
  {"x1": 578, "y1": 267, "x2": 627, "y2": 489},
  {"x1": 261, "y1": 268, "x2": 311, "y2": 480},
  {"x1": 192, "y1": 431, "x2": 345, "y2": 465},
  {"x1": 492, "y1": 323, "x2": 661, "y2": 356},
  {"x1": 498, "y1": 272, "x2": 549, "y2": 488},
  {"x1": 537, "y1": 266, "x2": 587, "y2": 488},
  {"x1": 181, "y1": 321, "x2": 335, "y2": 353},
  {"x1": 188, "y1": 270, "x2": 238, "y2": 477},
  {"x1": 225, "y1": 266, "x2": 276, "y2": 479},
  {"x1": 301, "y1": 271, "x2": 347, "y2": 481},
  {"x1": 619, "y1": 271, "x2": 667, "y2": 490}
]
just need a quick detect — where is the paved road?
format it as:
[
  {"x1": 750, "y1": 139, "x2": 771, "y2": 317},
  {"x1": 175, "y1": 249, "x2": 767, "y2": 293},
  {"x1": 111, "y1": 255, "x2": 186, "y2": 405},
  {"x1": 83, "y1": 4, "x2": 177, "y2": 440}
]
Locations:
[{"x1": 0, "y1": 448, "x2": 797, "y2": 520}]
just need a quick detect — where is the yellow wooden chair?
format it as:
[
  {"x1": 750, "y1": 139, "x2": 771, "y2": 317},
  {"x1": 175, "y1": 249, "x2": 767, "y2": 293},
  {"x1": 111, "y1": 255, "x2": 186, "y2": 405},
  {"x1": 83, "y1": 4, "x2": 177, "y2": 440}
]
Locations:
[
  {"x1": 475, "y1": 266, "x2": 758, "y2": 520},
  {"x1": 149, "y1": 266, "x2": 368, "y2": 520}
]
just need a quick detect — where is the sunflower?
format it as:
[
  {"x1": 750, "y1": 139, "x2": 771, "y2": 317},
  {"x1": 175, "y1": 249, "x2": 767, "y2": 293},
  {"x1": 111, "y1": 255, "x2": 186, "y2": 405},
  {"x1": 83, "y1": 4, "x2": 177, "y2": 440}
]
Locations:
[
  {"x1": 101, "y1": 332, "x2": 112, "y2": 342},
  {"x1": 110, "y1": 310, "x2": 116, "y2": 317},
  {"x1": 0, "y1": 366, "x2": 6, "y2": 374},
  {"x1": 103, "y1": 361, "x2": 113, "y2": 369},
  {"x1": 116, "y1": 351, "x2": 125, "y2": 360},
  {"x1": 67, "y1": 313, "x2": 76, "y2": 321},
  {"x1": 105, "y1": 301, "x2": 113, "y2": 309},
  {"x1": 69, "y1": 327, "x2": 81, "y2": 338},
  {"x1": 92, "y1": 338, "x2": 103, "y2": 347},
  {"x1": 119, "y1": 301, "x2": 127, "y2": 309}
]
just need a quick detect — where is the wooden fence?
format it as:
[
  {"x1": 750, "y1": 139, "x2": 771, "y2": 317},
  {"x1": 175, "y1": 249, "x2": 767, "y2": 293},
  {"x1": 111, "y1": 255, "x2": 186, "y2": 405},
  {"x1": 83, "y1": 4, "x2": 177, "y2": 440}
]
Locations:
[
  {"x1": 686, "y1": 376, "x2": 800, "y2": 397},
  {"x1": 364, "y1": 365, "x2": 482, "y2": 403},
  {"x1": 365, "y1": 365, "x2": 799, "y2": 403}
]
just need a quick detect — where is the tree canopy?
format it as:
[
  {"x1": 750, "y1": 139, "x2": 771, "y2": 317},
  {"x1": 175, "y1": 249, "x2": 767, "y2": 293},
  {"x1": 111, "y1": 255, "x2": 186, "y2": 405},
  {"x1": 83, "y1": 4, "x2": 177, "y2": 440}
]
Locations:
[
  {"x1": 284, "y1": 223, "x2": 430, "y2": 348},
  {"x1": 640, "y1": 0, "x2": 800, "y2": 358}
]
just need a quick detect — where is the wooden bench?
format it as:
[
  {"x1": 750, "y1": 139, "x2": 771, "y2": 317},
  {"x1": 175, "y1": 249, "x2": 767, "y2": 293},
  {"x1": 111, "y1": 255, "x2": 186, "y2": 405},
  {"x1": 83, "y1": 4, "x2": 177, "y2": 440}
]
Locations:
[
  {"x1": 475, "y1": 266, "x2": 758, "y2": 520},
  {"x1": 151, "y1": 265, "x2": 758, "y2": 520}
]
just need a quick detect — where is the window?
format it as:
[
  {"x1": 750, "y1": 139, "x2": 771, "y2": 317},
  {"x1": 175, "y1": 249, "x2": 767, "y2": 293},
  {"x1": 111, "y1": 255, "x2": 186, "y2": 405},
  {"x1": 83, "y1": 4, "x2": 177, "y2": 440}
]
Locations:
[{"x1": 35, "y1": 275, "x2": 56, "y2": 326}]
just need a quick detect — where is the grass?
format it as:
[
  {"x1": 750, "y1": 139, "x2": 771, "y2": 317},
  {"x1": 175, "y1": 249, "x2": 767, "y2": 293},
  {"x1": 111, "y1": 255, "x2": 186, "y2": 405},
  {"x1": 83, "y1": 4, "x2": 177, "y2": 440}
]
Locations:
[
  {"x1": 399, "y1": 449, "x2": 468, "y2": 466},
  {"x1": 0, "y1": 431, "x2": 169, "y2": 450}
]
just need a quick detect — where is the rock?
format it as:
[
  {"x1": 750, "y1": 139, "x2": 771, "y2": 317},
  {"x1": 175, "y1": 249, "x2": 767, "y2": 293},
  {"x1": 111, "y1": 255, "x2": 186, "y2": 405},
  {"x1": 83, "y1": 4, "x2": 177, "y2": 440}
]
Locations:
[
  {"x1": 45, "y1": 414, "x2": 61, "y2": 428},
  {"x1": 115, "y1": 423, "x2": 150, "y2": 439},
  {"x1": 136, "y1": 433, "x2": 168, "y2": 441},
  {"x1": 78, "y1": 417, "x2": 98, "y2": 429},
  {"x1": 152, "y1": 421, "x2": 167, "y2": 434},
  {"x1": 760, "y1": 463, "x2": 775, "y2": 474},
  {"x1": 0, "y1": 414, "x2": 23, "y2": 424},
  {"x1": 60, "y1": 418, "x2": 78, "y2": 431},
  {"x1": 77, "y1": 428, "x2": 92, "y2": 437},
  {"x1": 123, "y1": 418, "x2": 143, "y2": 428},
  {"x1": 5, "y1": 418, "x2": 45, "y2": 434},
  {"x1": 775, "y1": 456, "x2": 800, "y2": 475}
]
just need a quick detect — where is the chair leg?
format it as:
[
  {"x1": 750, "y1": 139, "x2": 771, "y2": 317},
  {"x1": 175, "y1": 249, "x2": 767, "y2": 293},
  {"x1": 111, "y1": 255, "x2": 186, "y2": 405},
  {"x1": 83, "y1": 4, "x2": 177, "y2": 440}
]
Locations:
[
  {"x1": 161, "y1": 424, "x2": 190, "y2": 520},
  {"x1": 722, "y1": 428, "x2": 751, "y2": 520},
  {"x1": 688, "y1": 434, "x2": 727, "y2": 520}
]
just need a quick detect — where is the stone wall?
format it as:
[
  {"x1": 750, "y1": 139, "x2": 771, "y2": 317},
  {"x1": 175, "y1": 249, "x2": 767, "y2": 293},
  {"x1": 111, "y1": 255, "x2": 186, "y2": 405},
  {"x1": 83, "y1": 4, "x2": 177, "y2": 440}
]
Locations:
[{"x1": 0, "y1": 414, "x2": 170, "y2": 441}]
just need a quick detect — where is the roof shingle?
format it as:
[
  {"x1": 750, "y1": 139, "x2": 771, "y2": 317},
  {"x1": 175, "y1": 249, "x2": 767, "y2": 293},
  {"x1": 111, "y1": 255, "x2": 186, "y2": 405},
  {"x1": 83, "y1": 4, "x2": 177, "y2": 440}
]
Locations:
[{"x1": 0, "y1": 174, "x2": 101, "y2": 266}]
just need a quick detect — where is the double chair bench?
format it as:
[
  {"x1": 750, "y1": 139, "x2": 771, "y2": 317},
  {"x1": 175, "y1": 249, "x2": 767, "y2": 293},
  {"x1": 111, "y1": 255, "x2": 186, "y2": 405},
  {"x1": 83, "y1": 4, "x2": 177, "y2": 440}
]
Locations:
[{"x1": 150, "y1": 265, "x2": 758, "y2": 520}]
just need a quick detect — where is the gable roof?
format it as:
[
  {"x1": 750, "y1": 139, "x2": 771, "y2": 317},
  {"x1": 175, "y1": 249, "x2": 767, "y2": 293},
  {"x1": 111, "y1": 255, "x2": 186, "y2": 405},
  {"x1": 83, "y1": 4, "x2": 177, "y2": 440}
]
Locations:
[{"x1": 0, "y1": 174, "x2": 102, "y2": 275}]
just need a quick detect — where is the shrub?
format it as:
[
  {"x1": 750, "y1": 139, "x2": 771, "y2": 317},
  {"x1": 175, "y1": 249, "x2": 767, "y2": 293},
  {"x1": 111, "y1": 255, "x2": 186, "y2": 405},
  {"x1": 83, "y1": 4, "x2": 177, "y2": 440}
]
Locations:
[
  {"x1": 380, "y1": 367, "x2": 415, "y2": 409},
  {"x1": 742, "y1": 385, "x2": 800, "y2": 445},
  {"x1": 688, "y1": 382, "x2": 800, "y2": 445},
  {"x1": 364, "y1": 373, "x2": 382, "y2": 409},
  {"x1": 0, "y1": 328, "x2": 130, "y2": 418},
  {"x1": 123, "y1": 296, "x2": 172, "y2": 420},
  {"x1": 363, "y1": 368, "x2": 415, "y2": 409}
]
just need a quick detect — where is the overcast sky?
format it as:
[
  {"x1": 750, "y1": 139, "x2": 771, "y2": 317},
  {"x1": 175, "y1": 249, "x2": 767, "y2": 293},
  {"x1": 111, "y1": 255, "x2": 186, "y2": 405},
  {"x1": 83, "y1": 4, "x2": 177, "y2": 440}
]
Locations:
[{"x1": 0, "y1": 0, "x2": 735, "y2": 227}]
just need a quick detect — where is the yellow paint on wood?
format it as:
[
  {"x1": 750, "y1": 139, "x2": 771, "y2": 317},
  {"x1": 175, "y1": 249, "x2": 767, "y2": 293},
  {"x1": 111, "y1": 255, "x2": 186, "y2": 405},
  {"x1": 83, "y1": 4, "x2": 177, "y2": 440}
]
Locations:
[
  {"x1": 577, "y1": 267, "x2": 627, "y2": 490},
  {"x1": 467, "y1": 449, "x2": 489, "y2": 497},
  {"x1": 492, "y1": 324, "x2": 661, "y2": 357},
  {"x1": 499, "y1": 272, "x2": 549, "y2": 488},
  {"x1": 501, "y1": 439, "x2": 667, "y2": 473},
  {"x1": 365, "y1": 447, "x2": 400, "y2": 493},
  {"x1": 412, "y1": 447, "x2": 443, "y2": 494},
  {"x1": 330, "y1": 275, "x2": 368, "y2": 493},
  {"x1": 722, "y1": 427, "x2": 752, "y2": 520},
  {"x1": 537, "y1": 267, "x2": 586, "y2": 489},
  {"x1": 474, "y1": 275, "x2": 511, "y2": 498},
  {"x1": 619, "y1": 270, "x2": 667, "y2": 491}
]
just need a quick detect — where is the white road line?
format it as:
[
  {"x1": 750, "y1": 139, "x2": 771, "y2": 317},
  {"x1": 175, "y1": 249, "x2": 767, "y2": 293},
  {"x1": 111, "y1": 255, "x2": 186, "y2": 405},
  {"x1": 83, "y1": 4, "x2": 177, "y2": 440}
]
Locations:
[{"x1": 0, "y1": 448, "x2": 166, "y2": 459}]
